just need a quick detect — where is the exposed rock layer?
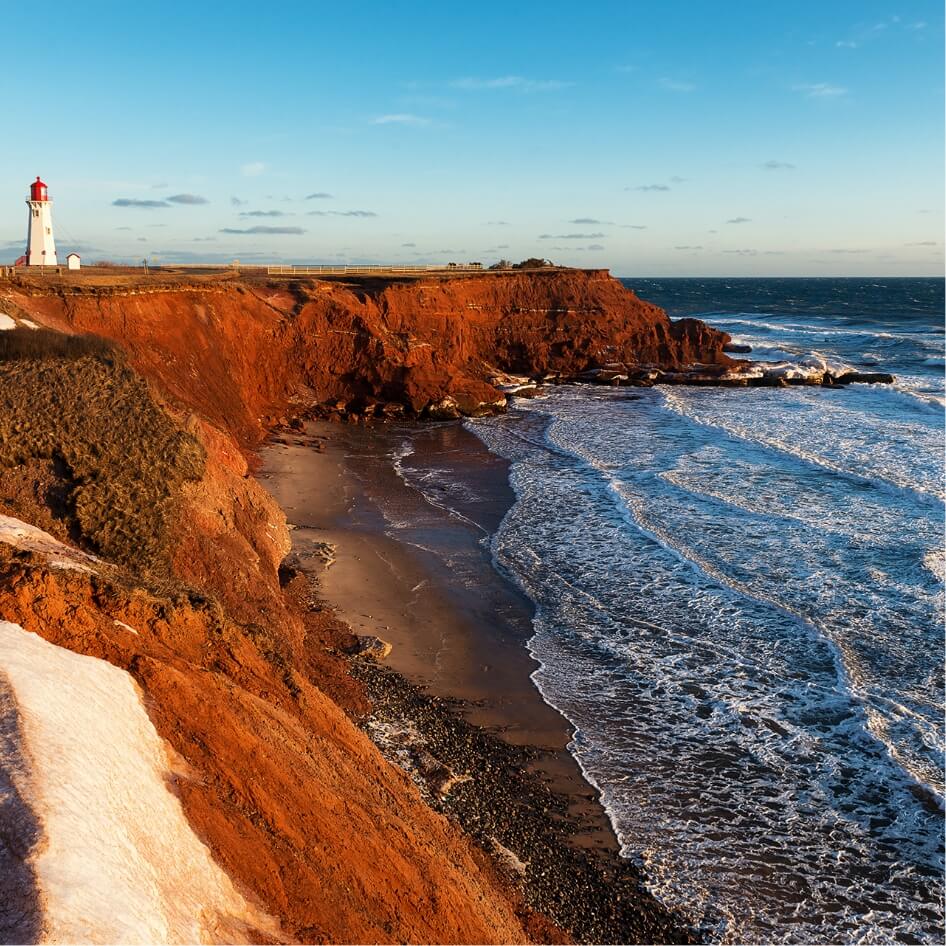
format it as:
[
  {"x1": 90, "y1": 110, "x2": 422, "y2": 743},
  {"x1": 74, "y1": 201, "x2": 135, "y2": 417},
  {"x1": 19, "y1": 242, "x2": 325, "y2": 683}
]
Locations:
[
  {"x1": 0, "y1": 269, "x2": 722, "y2": 943},
  {"x1": 3, "y1": 269, "x2": 733, "y2": 447}
]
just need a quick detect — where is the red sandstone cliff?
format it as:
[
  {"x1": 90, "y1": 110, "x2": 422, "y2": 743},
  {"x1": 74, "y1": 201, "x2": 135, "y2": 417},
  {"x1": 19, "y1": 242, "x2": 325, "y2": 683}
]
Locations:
[
  {"x1": 3, "y1": 269, "x2": 731, "y2": 448},
  {"x1": 0, "y1": 269, "x2": 724, "y2": 943},
  {"x1": 0, "y1": 357, "x2": 549, "y2": 943}
]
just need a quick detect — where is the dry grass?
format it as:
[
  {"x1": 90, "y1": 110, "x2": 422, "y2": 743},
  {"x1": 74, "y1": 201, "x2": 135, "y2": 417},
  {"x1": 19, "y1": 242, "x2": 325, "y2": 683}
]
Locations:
[{"x1": 0, "y1": 329, "x2": 204, "y2": 575}]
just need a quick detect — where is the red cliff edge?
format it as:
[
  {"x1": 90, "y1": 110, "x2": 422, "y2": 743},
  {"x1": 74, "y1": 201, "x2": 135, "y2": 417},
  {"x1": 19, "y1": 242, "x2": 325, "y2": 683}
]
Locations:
[
  {"x1": 3, "y1": 268, "x2": 733, "y2": 448},
  {"x1": 0, "y1": 268, "x2": 720, "y2": 943}
]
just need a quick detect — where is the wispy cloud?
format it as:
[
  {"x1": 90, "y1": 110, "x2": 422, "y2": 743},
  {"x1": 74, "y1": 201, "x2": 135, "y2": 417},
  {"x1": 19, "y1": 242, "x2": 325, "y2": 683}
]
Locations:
[
  {"x1": 487, "y1": 220, "x2": 511, "y2": 226},
  {"x1": 241, "y1": 162, "x2": 266, "y2": 177},
  {"x1": 113, "y1": 198, "x2": 169, "y2": 208},
  {"x1": 231, "y1": 196, "x2": 247, "y2": 206},
  {"x1": 620, "y1": 224, "x2": 648, "y2": 230},
  {"x1": 906, "y1": 241, "x2": 938, "y2": 246},
  {"x1": 167, "y1": 193, "x2": 209, "y2": 205},
  {"x1": 548, "y1": 244, "x2": 605, "y2": 252},
  {"x1": 630, "y1": 184, "x2": 671, "y2": 192},
  {"x1": 219, "y1": 226, "x2": 305, "y2": 235},
  {"x1": 372, "y1": 113, "x2": 430, "y2": 125},
  {"x1": 727, "y1": 216, "x2": 752, "y2": 224},
  {"x1": 305, "y1": 192, "x2": 333, "y2": 199},
  {"x1": 615, "y1": 64, "x2": 638, "y2": 74},
  {"x1": 401, "y1": 242, "x2": 416, "y2": 247},
  {"x1": 669, "y1": 176, "x2": 687, "y2": 184},
  {"x1": 828, "y1": 248, "x2": 869, "y2": 254},
  {"x1": 240, "y1": 210, "x2": 291, "y2": 217},
  {"x1": 674, "y1": 245, "x2": 703, "y2": 250},
  {"x1": 834, "y1": 16, "x2": 923, "y2": 49},
  {"x1": 307, "y1": 209, "x2": 378, "y2": 217},
  {"x1": 538, "y1": 232, "x2": 606, "y2": 240},
  {"x1": 659, "y1": 77, "x2": 696, "y2": 92},
  {"x1": 451, "y1": 76, "x2": 571, "y2": 93},
  {"x1": 762, "y1": 160, "x2": 795, "y2": 170},
  {"x1": 793, "y1": 82, "x2": 847, "y2": 98},
  {"x1": 724, "y1": 249, "x2": 758, "y2": 256},
  {"x1": 568, "y1": 217, "x2": 612, "y2": 225}
]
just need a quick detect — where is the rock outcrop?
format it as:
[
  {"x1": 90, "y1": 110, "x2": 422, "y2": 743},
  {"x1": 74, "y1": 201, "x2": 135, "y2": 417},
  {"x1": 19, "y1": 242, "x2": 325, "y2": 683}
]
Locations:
[
  {"x1": 2, "y1": 269, "x2": 733, "y2": 447},
  {"x1": 0, "y1": 338, "x2": 545, "y2": 944},
  {"x1": 0, "y1": 268, "x2": 749, "y2": 943}
]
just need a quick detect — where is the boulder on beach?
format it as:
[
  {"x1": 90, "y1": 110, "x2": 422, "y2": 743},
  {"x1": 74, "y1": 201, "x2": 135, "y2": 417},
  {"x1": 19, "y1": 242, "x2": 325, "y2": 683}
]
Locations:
[{"x1": 346, "y1": 635, "x2": 393, "y2": 662}]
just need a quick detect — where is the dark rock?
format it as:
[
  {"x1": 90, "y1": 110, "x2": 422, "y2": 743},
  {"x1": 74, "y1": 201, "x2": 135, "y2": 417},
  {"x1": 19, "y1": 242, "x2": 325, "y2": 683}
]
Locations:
[
  {"x1": 723, "y1": 343, "x2": 753, "y2": 353},
  {"x1": 836, "y1": 371, "x2": 896, "y2": 385}
]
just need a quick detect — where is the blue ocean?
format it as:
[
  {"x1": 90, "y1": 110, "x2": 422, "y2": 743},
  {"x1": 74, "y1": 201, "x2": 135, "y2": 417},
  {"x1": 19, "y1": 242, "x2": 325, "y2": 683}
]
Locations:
[{"x1": 466, "y1": 278, "x2": 944, "y2": 944}]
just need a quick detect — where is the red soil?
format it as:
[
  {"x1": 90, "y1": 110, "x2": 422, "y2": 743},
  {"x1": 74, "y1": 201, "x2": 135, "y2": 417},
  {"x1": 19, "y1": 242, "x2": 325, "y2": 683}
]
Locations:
[
  {"x1": 4, "y1": 269, "x2": 731, "y2": 449},
  {"x1": 0, "y1": 417, "x2": 549, "y2": 944},
  {"x1": 0, "y1": 268, "x2": 727, "y2": 942}
]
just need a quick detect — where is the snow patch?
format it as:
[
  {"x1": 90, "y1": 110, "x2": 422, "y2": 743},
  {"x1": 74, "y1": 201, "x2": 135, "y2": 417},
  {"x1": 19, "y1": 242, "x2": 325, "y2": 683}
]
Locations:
[
  {"x1": 0, "y1": 515, "x2": 98, "y2": 572},
  {"x1": 21, "y1": 319, "x2": 39, "y2": 330},
  {"x1": 113, "y1": 619, "x2": 139, "y2": 636},
  {"x1": 0, "y1": 621, "x2": 282, "y2": 944},
  {"x1": 0, "y1": 313, "x2": 16, "y2": 331}
]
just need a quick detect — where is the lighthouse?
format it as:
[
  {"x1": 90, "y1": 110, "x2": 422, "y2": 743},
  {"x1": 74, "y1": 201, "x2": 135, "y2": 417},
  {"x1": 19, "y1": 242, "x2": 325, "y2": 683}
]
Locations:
[{"x1": 25, "y1": 176, "x2": 58, "y2": 266}]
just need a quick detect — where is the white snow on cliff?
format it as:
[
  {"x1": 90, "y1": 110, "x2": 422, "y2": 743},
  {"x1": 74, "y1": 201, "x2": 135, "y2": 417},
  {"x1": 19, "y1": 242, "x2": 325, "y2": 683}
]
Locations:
[
  {"x1": 0, "y1": 515, "x2": 98, "y2": 572},
  {"x1": 0, "y1": 621, "x2": 281, "y2": 944}
]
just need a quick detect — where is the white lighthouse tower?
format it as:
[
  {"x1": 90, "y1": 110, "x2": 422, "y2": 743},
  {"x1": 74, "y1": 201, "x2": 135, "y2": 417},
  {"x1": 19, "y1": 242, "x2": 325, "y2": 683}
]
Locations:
[{"x1": 25, "y1": 176, "x2": 58, "y2": 266}]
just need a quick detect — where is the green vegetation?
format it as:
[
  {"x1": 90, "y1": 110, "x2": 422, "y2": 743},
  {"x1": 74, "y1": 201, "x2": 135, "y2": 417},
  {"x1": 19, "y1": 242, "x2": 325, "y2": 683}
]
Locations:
[
  {"x1": 0, "y1": 329, "x2": 205, "y2": 574},
  {"x1": 512, "y1": 257, "x2": 553, "y2": 269}
]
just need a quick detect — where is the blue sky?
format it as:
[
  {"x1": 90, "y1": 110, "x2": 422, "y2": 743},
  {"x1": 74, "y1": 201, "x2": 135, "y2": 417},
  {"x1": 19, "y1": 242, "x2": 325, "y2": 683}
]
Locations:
[{"x1": 0, "y1": 0, "x2": 942, "y2": 275}]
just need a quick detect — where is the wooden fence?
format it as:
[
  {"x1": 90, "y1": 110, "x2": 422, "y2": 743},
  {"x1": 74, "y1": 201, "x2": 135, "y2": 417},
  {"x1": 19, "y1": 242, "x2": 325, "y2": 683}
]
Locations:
[{"x1": 265, "y1": 264, "x2": 484, "y2": 276}]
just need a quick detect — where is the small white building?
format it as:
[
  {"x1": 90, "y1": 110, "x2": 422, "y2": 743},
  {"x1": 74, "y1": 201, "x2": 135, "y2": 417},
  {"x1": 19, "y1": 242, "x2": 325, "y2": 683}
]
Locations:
[{"x1": 66, "y1": 253, "x2": 81, "y2": 271}]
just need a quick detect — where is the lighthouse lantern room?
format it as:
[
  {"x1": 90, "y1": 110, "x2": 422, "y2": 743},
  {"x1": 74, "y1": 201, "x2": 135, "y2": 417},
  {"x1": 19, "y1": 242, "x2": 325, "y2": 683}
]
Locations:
[{"x1": 25, "y1": 176, "x2": 58, "y2": 266}]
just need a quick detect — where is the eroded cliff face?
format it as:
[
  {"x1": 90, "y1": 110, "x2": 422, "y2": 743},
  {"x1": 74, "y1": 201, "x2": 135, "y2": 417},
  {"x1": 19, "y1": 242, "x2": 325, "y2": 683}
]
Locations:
[
  {"x1": 0, "y1": 341, "x2": 545, "y2": 944},
  {"x1": 0, "y1": 269, "x2": 723, "y2": 943},
  {"x1": 3, "y1": 269, "x2": 732, "y2": 447}
]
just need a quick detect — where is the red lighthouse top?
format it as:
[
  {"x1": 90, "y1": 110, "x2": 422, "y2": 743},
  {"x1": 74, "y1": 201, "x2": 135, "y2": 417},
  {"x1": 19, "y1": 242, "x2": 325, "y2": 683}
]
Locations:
[{"x1": 30, "y1": 176, "x2": 49, "y2": 202}]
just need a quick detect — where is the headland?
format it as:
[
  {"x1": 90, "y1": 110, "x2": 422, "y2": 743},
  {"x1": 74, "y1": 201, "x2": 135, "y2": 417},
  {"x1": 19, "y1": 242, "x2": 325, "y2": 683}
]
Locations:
[{"x1": 0, "y1": 265, "x2": 895, "y2": 943}]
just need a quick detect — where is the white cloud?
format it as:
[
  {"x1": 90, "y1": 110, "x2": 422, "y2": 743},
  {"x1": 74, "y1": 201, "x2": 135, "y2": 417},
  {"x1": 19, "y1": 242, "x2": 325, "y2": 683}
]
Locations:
[
  {"x1": 241, "y1": 161, "x2": 266, "y2": 177},
  {"x1": 793, "y1": 83, "x2": 848, "y2": 98},
  {"x1": 659, "y1": 78, "x2": 696, "y2": 92},
  {"x1": 371, "y1": 113, "x2": 430, "y2": 125},
  {"x1": 451, "y1": 76, "x2": 571, "y2": 93}
]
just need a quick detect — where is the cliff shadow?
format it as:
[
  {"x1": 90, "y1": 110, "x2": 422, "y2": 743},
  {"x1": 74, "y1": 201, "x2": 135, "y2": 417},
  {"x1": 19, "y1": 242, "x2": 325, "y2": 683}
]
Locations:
[{"x1": 0, "y1": 672, "x2": 44, "y2": 944}]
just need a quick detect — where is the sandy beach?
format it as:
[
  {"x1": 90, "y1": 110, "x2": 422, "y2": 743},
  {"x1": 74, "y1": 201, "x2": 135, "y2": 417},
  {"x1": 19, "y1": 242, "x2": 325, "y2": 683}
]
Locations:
[
  {"x1": 259, "y1": 419, "x2": 615, "y2": 844},
  {"x1": 258, "y1": 418, "x2": 697, "y2": 943}
]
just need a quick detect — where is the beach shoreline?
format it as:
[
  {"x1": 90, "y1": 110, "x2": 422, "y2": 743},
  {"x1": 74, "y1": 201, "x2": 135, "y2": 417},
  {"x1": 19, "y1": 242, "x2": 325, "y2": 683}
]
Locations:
[{"x1": 257, "y1": 418, "x2": 698, "y2": 943}]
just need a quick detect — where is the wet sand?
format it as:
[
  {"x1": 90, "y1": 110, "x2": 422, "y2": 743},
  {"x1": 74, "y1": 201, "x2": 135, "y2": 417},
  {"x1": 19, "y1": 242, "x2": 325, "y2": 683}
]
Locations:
[
  {"x1": 259, "y1": 419, "x2": 618, "y2": 852},
  {"x1": 257, "y1": 419, "x2": 700, "y2": 942}
]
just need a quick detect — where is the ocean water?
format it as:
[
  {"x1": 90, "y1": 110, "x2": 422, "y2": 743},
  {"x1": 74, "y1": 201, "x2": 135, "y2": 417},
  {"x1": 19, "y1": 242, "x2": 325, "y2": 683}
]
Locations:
[{"x1": 463, "y1": 278, "x2": 945, "y2": 944}]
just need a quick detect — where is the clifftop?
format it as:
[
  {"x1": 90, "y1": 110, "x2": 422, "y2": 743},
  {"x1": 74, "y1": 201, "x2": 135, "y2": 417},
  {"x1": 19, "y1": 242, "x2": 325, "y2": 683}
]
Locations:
[
  {"x1": 1, "y1": 267, "x2": 732, "y2": 449},
  {"x1": 0, "y1": 267, "x2": 721, "y2": 942}
]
